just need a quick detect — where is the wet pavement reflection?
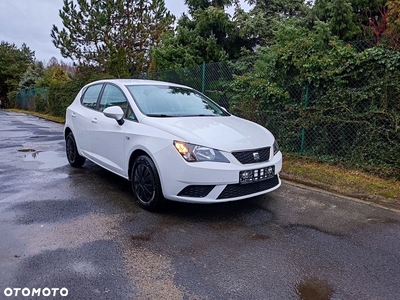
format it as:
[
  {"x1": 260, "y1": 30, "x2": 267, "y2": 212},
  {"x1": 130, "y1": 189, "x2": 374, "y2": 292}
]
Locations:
[{"x1": 22, "y1": 150, "x2": 69, "y2": 169}]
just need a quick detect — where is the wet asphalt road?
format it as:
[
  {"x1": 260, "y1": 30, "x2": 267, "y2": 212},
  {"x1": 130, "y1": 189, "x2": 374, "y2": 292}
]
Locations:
[{"x1": 0, "y1": 110, "x2": 399, "y2": 300}]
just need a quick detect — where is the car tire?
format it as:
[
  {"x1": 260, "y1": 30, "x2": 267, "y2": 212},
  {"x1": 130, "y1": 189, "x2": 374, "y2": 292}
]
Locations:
[
  {"x1": 66, "y1": 132, "x2": 86, "y2": 167},
  {"x1": 131, "y1": 155, "x2": 164, "y2": 211}
]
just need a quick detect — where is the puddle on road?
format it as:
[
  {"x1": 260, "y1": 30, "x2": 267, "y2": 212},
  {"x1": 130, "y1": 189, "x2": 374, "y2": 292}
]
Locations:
[
  {"x1": 22, "y1": 151, "x2": 69, "y2": 169},
  {"x1": 297, "y1": 277, "x2": 334, "y2": 300}
]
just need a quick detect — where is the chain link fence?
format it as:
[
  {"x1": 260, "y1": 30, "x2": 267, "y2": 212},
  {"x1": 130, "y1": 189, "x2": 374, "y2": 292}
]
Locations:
[{"x1": 15, "y1": 88, "x2": 48, "y2": 111}]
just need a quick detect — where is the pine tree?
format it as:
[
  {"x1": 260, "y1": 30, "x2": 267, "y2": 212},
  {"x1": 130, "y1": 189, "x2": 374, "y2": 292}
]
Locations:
[
  {"x1": 0, "y1": 42, "x2": 34, "y2": 105},
  {"x1": 51, "y1": 0, "x2": 174, "y2": 76}
]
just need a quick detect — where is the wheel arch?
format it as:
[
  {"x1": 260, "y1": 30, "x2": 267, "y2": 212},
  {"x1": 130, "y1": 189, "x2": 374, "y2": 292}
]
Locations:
[
  {"x1": 128, "y1": 149, "x2": 150, "y2": 181},
  {"x1": 64, "y1": 127, "x2": 72, "y2": 140}
]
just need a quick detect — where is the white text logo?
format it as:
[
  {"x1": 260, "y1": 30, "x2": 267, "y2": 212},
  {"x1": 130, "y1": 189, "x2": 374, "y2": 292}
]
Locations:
[{"x1": 4, "y1": 287, "x2": 68, "y2": 297}]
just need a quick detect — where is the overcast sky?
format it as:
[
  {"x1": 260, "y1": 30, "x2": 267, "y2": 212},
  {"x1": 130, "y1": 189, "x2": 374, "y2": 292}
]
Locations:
[{"x1": 0, "y1": 0, "x2": 250, "y2": 64}]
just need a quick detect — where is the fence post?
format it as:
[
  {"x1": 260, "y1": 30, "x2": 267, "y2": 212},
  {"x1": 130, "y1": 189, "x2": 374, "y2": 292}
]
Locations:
[
  {"x1": 201, "y1": 62, "x2": 206, "y2": 94},
  {"x1": 300, "y1": 84, "x2": 309, "y2": 153}
]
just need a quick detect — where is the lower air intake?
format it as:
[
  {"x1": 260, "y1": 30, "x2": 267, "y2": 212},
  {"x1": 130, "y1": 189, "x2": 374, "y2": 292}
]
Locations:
[{"x1": 217, "y1": 175, "x2": 279, "y2": 199}]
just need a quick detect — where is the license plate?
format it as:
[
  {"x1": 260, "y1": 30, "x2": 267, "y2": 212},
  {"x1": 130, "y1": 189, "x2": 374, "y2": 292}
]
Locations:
[{"x1": 239, "y1": 166, "x2": 275, "y2": 184}]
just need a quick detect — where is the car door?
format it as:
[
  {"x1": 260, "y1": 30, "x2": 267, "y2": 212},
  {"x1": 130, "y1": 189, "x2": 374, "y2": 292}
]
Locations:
[
  {"x1": 72, "y1": 83, "x2": 104, "y2": 158},
  {"x1": 89, "y1": 83, "x2": 128, "y2": 175}
]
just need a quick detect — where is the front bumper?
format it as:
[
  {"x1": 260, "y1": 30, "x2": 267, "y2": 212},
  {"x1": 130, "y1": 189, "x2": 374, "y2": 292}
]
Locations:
[{"x1": 154, "y1": 145, "x2": 282, "y2": 203}]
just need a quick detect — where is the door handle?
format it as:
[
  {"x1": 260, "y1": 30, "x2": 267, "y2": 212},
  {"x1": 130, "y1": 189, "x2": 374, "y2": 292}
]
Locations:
[
  {"x1": 91, "y1": 118, "x2": 98, "y2": 124},
  {"x1": 71, "y1": 112, "x2": 76, "y2": 118}
]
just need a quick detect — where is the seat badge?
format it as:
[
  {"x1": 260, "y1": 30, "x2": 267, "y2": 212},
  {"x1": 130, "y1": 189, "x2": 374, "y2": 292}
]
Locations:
[{"x1": 253, "y1": 152, "x2": 260, "y2": 161}]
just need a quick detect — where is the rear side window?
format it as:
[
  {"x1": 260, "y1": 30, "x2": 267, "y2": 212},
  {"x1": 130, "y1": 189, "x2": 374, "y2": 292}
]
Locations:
[
  {"x1": 99, "y1": 84, "x2": 128, "y2": 113},
  {"x1": 81, "y1": 84, "x2": 103, "y2": 109}
]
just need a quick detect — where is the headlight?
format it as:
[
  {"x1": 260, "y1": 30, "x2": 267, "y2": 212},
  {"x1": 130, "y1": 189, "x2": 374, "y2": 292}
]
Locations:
[
  {"x1": 174, "y1": 141, "x2": 230, "y2": 163},
  {"x1": 273, "y1": 139, "x2": 280, "y2": 155}
]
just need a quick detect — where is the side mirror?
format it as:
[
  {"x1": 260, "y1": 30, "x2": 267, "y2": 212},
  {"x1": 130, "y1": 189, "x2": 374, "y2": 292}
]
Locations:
[{"x1": 103, "y1": 106, "x2": 125, "y2": 125}]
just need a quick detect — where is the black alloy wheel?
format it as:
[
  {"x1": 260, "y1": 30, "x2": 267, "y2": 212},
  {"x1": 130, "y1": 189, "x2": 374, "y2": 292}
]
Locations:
[
  {"x1": 131, "y1": 155, "x2": 163, "y2": 211},
  {"x1": 65, "y1": 132, "x2": 86, "y2": 167}
]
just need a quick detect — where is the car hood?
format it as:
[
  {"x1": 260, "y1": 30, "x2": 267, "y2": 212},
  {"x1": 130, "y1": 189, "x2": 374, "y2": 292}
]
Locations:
[{"x1": 141, "y1": 116, "x2": 274, "y2": 151}]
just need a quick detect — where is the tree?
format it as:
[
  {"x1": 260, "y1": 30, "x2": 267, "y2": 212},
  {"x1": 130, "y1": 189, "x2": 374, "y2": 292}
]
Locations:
[
  {"x1": 0, "y1": 42, "x2": 34, "y2": 107},
  {"x1": 313, "y1": 0, "x2": 387, "y2": 40},
  {"x1": 364, "y1": 0, "x2": 400, "y2": 48},
  {"x1": 35, "y1": 58, "x2": 75, "y2": 88},
  {"x1": 327, "y1": 0, "x2": 361, "y2": 40},
  {"x1": 245, "y1": 0, "x2": 307, "y2": 18},
  {"x1": 19, "y1": 62, "x2": 45, "y2": 90},
  {"x1": 151, "y1": 1, "x2": 254, "y2": 71},
  {"x1": 51, "y1": 0, "x2": 175, "y2": 76},
  {"x1": 240, "y1": 0, "x2": 310, "y2": 45},
  {"x1": 185, "y1": 0, "x2": 234, "y2": 14}
]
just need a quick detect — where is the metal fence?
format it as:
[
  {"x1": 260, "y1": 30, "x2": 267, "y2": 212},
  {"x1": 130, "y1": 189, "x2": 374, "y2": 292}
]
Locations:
[{"x1": 15, "y1": 88, "x2": 48, "y2": 112}]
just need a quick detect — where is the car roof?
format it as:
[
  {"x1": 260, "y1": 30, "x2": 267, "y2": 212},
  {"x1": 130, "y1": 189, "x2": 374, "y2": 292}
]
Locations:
[{"x1": 90, "y1": 79, "x2": 188, "y2": 88}]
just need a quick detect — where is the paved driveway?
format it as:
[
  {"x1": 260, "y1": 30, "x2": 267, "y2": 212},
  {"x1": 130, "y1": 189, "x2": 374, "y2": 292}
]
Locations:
[{"x1": 1, "y1": 111, "x2": 399, "y2": 299}]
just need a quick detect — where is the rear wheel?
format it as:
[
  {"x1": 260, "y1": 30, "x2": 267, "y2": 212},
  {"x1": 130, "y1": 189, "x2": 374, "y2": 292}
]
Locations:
[
  {"x1": 66, "y1": 132, "x2": 86, "y2": 167},
  {"x1": 131, "y1": 155, "x2": 164, "y2": 211}
]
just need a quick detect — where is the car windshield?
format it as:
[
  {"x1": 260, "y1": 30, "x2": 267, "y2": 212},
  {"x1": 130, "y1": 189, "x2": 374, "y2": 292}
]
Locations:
[{"x1": 126, "y1": 85, "x2": 229, "y2": 117}]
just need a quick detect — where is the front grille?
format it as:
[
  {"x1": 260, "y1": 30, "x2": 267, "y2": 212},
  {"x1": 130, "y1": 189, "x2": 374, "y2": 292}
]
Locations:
[
  {"x1": 217, "y1": 175, "x2": 279, "y2": 199},
  {"x1": 177, "y1": 185, "x2": 215, "y2": 198},
  {"x1": 232, "y1": 147, "x2": 271, "y2": 164}
]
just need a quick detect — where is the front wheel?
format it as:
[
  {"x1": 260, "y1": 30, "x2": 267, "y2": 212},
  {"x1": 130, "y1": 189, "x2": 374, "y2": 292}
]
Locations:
[
  {"x1": 131, "y1": 155, "x2": 164, "y2": 211},
  {"x1": 65, "y1": 132, "x2": 86, "y2": 167}
]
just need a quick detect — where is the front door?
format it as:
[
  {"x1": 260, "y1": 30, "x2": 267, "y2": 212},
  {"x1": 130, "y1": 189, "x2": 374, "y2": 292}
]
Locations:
[{"x1": 89, "y1": 83, "x2": 128, "y2": 175}]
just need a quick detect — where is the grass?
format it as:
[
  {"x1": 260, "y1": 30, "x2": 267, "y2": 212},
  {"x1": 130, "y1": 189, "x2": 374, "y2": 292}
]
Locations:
[
  {"x1": 8, "y1": 109, "x2": 65, "y2": 124},
  {"x1": 281, "y1": 153, "x2": 400, "y2": 210},
  {"x1": 5, "y1": 109, "x2": 400, "y2": 210}
]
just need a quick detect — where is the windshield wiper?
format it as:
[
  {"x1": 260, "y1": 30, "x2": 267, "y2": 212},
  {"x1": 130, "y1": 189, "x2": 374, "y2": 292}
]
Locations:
[
  {"x1": 182, "y1": 114, "x2": 216, "y2": 117},
  {"x1": 146, "y1": 114, "x2": 176, "y2": 117}
]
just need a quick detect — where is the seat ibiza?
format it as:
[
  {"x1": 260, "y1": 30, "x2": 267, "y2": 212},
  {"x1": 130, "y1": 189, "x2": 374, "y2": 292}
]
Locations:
[{"x1": 64, "y1": 79, "x2": 282, "y2": 210}]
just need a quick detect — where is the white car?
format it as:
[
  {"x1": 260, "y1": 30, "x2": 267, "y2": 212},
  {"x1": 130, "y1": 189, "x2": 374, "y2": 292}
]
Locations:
[{"x1": 64, "y1": 79, "x2": 282, "y2": 210}]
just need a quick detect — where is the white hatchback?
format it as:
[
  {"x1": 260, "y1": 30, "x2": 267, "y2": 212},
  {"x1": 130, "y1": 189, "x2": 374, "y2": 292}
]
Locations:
[{"x1": 64, "y1": 79, "x2": 282, "y2": 210}]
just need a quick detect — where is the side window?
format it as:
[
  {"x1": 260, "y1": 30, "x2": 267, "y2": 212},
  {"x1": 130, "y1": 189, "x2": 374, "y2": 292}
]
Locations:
[
  {"x1": 81, "y1": 84, "x2": 103, "y2": 109},
  {"x1": 99, "y1": 84, "x2": 128, "y2": 113}
]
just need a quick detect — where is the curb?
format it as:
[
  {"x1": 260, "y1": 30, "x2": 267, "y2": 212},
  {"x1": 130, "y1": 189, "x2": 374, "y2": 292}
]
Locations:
[{"x1": 281, "y1": 176, "x2": 400, "y2": 214}]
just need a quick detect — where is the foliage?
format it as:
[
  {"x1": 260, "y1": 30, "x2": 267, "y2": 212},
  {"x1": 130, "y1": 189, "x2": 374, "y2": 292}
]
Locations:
[
  {"x1": 185, "y1": 0, "x2": 234, "y2": 14},
  {"x1": 388, "y1": 0, "x2": 400, "y2": 32},
  {"x1": 35, "y1": 58, "x2": 75, "y2": 88},
  {"x1": 313, "y1": 0, "x2": 387, "y2": 41},
  {"x1": 364, "y1": 0, "x2": 400, "y2": 49},
  {"x1": 150, "y1": 19, "x2": 228, "y2": 71},
  {"x1": 34, "y1": 91, "x2": 48, "y2": 113},
  {"x1": 224, "y1": 20, "x2": 400, "y2": 178},
  {"x1": 245, "y1": 0, "x2": 308, "y2": 18},
  {"x1": 51, "y1": 0, "x2": 175, "y2": 76},
  {"x1": 151, "y1": 1, "x2": 255, "y2": 71},
  {"x1": 0, "y1": 41, "x2": 34, "y2": 106},
  {"x1": 19, "y1": 62, "x2": 45, "y2": 90},
  {"x1": 241, "y1": 0, "x2": 310, "y2": 45}
]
